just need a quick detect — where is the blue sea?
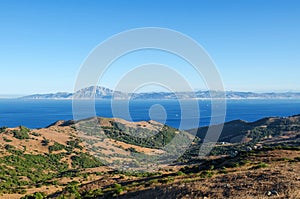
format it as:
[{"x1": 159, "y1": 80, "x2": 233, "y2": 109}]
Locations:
[{"x1": 0, "y1": 99, "x2": 300, "y2": 130}]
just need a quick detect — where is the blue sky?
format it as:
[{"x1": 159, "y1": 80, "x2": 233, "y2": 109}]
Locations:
[{"x1": 0, "y1": 0, "x2": 300, "y2": 95}]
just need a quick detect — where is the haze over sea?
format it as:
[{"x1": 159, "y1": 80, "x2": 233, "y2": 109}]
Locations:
[{"x1": 0, "y1": 99, "x2": 300, "y2": 130}]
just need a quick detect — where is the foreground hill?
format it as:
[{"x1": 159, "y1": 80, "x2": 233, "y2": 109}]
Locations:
[
  {"x1": 181, "y1": 115, "x2": 300, "y2": 162},
  {"x1": 0, "y1": 117, "x2": 191, "y2": 198},
  {"x1": 59, "y1": 148, "x2": 300, "y2": 199},
  {"x1": 0, "y1": 115, "x2": 299, "y2": 198}
]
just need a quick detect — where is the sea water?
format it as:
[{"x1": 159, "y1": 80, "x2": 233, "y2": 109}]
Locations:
[{"x1": 0, "y1": 99, "x2": 300, "y2": 130}]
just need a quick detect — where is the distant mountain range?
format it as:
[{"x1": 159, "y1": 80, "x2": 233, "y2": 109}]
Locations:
[{"x1": 20, "y1": 86, "x2": 300, "y2": 100}]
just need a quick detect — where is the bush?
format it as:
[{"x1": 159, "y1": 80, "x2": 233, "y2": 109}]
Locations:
[
  {"x1": 257, "y1": 162, "x2": 268, "y2": 168},
  {"x1": 4, "y1": 144, "x2": 15, "y2": 151},
  {"x1": 20, "y1": 126, "x2": 30, "y2": 133},
  {"x1": 65, "y1": 181, "x2": 81, "y2": 198},
  {"x1": 82, "y1": 189, "x2": 103, "y2": 198},
  {"x1": 13, "y1": 128, "x2": 30, "y2": 139},
  {"x1": 0, "y1": 126, "x2": 7, "y2": 133},
  {"x1": 67, "y1": 140, "x2": 83, "y2": 150},
  {"x1": 48, "y1": 142, "x2": 66, "y2": 153},
  {"x1": 200, "y1": 170, "x2": 214, "y2": 178},
  {"x1": 21, "y1": 192, "x2": 45, "y2": 199},
  {"x1": 41, "y1": 138, "x2": 50, "y2": 146},
  {"x1": 112, "y1": 183, "x2": 123, "y2": 195},
  {"x1": 251, "y1": 162, "x2": 269, "y2": 169},
  {"x1": 126, "y1": 147, "x2": 138, "y2": 153},
  {"x1": 176, "y1": 171, "x2": 185, "y2": 176},
  {"x1": 3, "y1": 137, "x2": 12, "y2": 142},
  {"x1": 31, "y1": 132, "x2": 41, "y2": 137},
  {"x1": 71, "y1": 153, "x2": 103, "y2": 168},
  {"x1": 294, "y1": 157, "x2": 300, "y2": 162}
]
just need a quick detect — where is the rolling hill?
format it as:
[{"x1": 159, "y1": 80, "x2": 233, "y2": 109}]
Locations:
[
  {"x1": 189, "y1": 114, "x2": 300, "y2": 144},
  {"x1": 0, "y1": 115, "x2": 299, "y2": 198}
]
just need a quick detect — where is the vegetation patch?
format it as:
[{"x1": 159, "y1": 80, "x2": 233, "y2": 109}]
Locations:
[
  {"x1": 0, "y1": 126, "x2": 7, "y2": 133},
  {"x1": 71, "y1": 153, "x2": 103, "y2": 168},
  {"x1": 251, "y1": 162, "x2": 269, "y2": 169},
  {"x1": 13, "y1": 126, "x2": 30, "y2": 139}
]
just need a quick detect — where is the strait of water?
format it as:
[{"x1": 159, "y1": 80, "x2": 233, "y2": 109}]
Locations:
[{"x1": 0, "y1": 99, "x2": 299, "y2": 130}]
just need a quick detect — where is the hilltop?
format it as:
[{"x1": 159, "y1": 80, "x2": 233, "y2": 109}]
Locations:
[{"x1": 0, "y1": 115, "x2": 299, "y2": 198}]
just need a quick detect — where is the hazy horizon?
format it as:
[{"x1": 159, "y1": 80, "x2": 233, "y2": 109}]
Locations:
[{"x1": 2, "y1": 87, "x2": 300, "y2": 99}]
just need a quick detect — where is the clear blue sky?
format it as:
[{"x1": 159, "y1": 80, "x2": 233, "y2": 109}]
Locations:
[{"x1": 0, "y1": 0, "x2": 300, "y2": 95}]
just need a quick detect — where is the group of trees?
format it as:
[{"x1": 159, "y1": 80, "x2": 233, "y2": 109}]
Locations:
[
  {"x1": 104, "y1": 123, "x2": 177, "y2": 149},
  {"x1": 12, "y1": 126, "x2": 30, "y2": 139}
]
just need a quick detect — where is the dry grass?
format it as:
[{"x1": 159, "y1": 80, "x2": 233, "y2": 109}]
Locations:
[{"x1": 95, "y1": 149, "x2": 300, "y2": 199}]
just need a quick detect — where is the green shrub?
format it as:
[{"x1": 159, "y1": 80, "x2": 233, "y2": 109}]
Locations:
[
  {"x1": 257, "y1": 162, "x2": 268, "y2": 168},
  {"x1": 71, "y1": 153, "x2": 103, "y2": 168},
  {"x1": 126, "y1": 147, "x2": 139, "y2": 153},
  {"x1": 251, "y1": 162, "x2": 269, "y2": 169},
  {"x1": 20, "y1": 126, "x2": 30, "y2": 133},
  {"x1": 3, "y1": 137, "x2": 12, "y2": 142},
  {"x1": 31, "y1": 132, "x2": 41, "y2": 137},
  {"x1": 13, "y1": 128, "x2": 30, "y2": 139},
  {"x1": 112, "y1": 183, "x2": 123, "y2": 195},
  {"x1": 0, "y1": 126, "x2": 7, "y2": 133},
  {"x1": 176, "y1": 171, "x2": 185, "y2": 176},
  {"x1": 67, "y1": 140, "x2": 83, "y2": 150},
  {"x1": 294, "y1": 157, "x2": 300, "y2": 162},
  {"x1": 65, "y1": 181, "x2": 81, "y2": 198},
  {"x1": 200, "y1": 170, "x2": 214, "y2": 178},
  {"x1": 48, "y1": 142, "x2": 66, "y2": 153},
  {"x1": 20, "y1": 192, "x2": 46, "y2": 199},
  {"x1": 41, "y1": 138, "x2": 50, "y2": 146},
  {"x1": 82, "y1": 188, "x2": 103, "y2": 198},
  {"x1": 4, "y1": 144, "x2": 15, "y2": 151}
]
